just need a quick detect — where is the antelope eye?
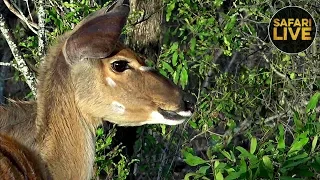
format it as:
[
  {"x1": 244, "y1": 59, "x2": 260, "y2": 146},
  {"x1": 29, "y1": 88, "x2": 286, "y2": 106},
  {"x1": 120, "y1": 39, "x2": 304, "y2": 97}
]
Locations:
[{"x1": 111, "y1": 60, "x2": 130, "y2": 72}]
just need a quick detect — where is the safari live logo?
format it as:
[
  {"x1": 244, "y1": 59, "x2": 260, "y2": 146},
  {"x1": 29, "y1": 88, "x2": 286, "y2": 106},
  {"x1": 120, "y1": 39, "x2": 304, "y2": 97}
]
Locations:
[{"x1": 268, "y1": 6, "x2": 317, "y2": 54}]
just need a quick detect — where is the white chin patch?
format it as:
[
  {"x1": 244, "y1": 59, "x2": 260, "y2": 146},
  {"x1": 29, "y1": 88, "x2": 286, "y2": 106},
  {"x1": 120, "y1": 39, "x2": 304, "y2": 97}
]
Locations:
[
  {"x1": 146, "y1": 111, "x2": 186, "y2": 125},
  {"x1": 111, "y1": 101, "x2": 125, "y2": 114},
  {"x1": 106, "y1": 77, "x2": 116, "y2": 87}
]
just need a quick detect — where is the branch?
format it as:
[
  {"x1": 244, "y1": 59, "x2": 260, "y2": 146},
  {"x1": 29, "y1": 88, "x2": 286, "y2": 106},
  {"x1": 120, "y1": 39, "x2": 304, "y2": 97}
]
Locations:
[
  {"x1": 0, "y1": 49, "x2": 11, "y2": 104},
  {"x1": 131, "y1": 5, "x2": 165, "y2": 26},
  {"x1": 37, "y1": 0, "x2": 46, "y2": 61},
  {"x1": 0, "y1": 61, "x2": 19, "y2": 70},
  {"x1": 262, "y1": 53, "x2": 288, "y2": 80},
  {"x1": 156, "y1": 127, "x2": 178, "y2": 180},
  {"x1": 264, "y1": 106, "x2": 320, "y2": 124},
  {"x1": 225, "y1": 52, "x2": 239, "y2": 73},
  {"x1": 261, "y1": 53, "x2": 295, "y2": 91},
  {"x1": 201, "y1": 48, "x2": 223, "y2": 90},
  {"x1": 0, "y1": 13, "x2": 37, "y2": 95},
  {"x1": 264, "y1": 112, "x2": 287, "y2": 123},
  {"x1": 24, "y1": 0, "x2": 34, "y2": 22},
  {"x1": 3, "y1": 0, "x2": 39, "y2": 34},
  {"x1": 0, "y1": 62, "x2": 13, "y2": 66}
]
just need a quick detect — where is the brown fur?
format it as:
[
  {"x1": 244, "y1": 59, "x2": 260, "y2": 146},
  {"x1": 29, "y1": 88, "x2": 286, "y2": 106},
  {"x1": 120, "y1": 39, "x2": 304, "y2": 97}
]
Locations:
[
  {"x1": 0, "y1": 1, "x2": 191, "y2": 179},
  {"x1": 0, "y1": 134, "x2": 46, "y2": 180},
  {"x1": 0, "y1": 101, "x2": 37, "y2": 148}
]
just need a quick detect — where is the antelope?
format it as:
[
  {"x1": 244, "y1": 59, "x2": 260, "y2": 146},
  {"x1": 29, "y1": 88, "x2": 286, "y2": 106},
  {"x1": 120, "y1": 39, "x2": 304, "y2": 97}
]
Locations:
[
  {"x1": 0, "y1": 0, "x2": 194, "y2": 179},
  {"x1": 0, "y1": 134, "x2": 46, "y2": 179},
  {"x1": 0, "y1": 101, "x2": 37, "y2": 148}
]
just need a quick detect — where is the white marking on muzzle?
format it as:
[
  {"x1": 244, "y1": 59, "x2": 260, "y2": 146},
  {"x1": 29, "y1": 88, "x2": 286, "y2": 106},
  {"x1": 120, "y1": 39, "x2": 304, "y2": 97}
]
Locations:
[
  {"x1": 106, "y1": 77, "x2": 116, "y2": 87},
  {"x1": 111, "y1": 101, "x2": 125, "y2": 114},
  {"x1": 146, "y1": 111, "x2": 185, "y2": 125},
  {"x1": 177, "y1": 111, "x2": 192, "y2": 117},
  {"x1": 139, "y1": 66, "x2": 154, "y2": 72}
]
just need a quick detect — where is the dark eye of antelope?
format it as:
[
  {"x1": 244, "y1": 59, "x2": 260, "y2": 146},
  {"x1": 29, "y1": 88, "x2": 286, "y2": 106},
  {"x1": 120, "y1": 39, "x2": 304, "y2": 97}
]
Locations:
[{"x1": 111, "y1": 60, "x2": 130, "y2": 72}]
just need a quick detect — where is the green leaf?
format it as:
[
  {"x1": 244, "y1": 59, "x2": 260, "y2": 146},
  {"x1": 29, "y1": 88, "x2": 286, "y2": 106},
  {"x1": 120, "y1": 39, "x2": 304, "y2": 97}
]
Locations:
[
  {"x1": 306, "y1": 92, "x2": 320, "y2": 113},
  {"x1": 236, "y1": 146, "x2": 257, "y2": 160},
  {"x1": 312, "y1": 135, "x2": 318, "y2": 153},
  {"x1": 214, "y1": 0, "x2": 224, "y2": 7},
  {"x1": 172, "y1": 52, "x2": 179, "y2": 67},
  {"x1": 180, "y1": 67, "x2": 188, "y2": 88},
  {"x1": 160, "y1": 124, "x2": 166, "y2": 135},
  {"x1": 221, "y1": 150, "x2": 232, "y2": 162},
  {"x1": 173, "y1": 64, "x2": 182, "y2": 84},
  {"x1": 96, "y1": 128, "x2": 104, "y2": 136},
  {"x1": 159, "y1": 69, "x2": 168, "y2": 77},
  {"x1": 289, "y1": 73, "x2": 296, "y2": 80},
  {"x1": 184, "y1": 172, "x2": 200, "y2": 180},
  {"x1": 250, "y1": 137, "x2": 257, "y2": 154},
  {"x1": 198, "y1": 166, "x2": 210, "y2": 175},
  {"x1": 262, "y1": 156, "x2": 273, "y2": 171},
  {"x1": 162, "y1": 61, "x2": 174, "y2": 74},
  {"x1": 190, "y1": 38, "x2": 196, "y2": 52},
  {"x1": 230, "y1": 151, "x2": 236, "y2": 162},
  {"x1": 287, "y1": 152, "x2": 308, "y2": 161},
  {"x1": 170, "y1": 42, "x2": 179, "y2": 52},
  {"x1": 166, "y1": 2, "x2": 175, "y2": 22},
  {"x1": 281, "y1": 157, "x2": 309, "y2": 170},
  {"x1": 311, "y1": 159, "x2": 320, "y2": 171},
  {"x1": 224, "y1": 15, "x2": 237, "y2": 31},
  {"x1": 282, "y1": 55, "x2": 291, "y2": 61},
  {"x1": 215, "y1": 171, "x2": 224, "y2": 180},
  {"x1": 183, "y1": 152, "x2": 208, "y2": 166},
  {"x1": 293, "y1": 110, "x2": 303, "y2": 129},
  {"x1": 189, "y1": 120, "x2": 197, "y2": 129},
  {"x1": 225, "y1": 171, "x2": 242, "y2": 180},
  {"x1": 277, "y1": 124, "x2": 285, "y2": 150},
  {"x1": 288, "y1": 132, "x2": 309, "y2": 155},
  {"x1": 225, "y1": 160, "x2": 246, "y2": 180}
]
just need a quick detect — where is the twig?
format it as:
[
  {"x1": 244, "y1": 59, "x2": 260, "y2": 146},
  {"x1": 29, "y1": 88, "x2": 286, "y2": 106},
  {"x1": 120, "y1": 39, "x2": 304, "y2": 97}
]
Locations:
[
  {"x1": 131, "y1": 5, "x2": 166, "y2": 26},
  {"x1": 261, "y1": 53, "x2": 296, "y2": 93},
  {"x1": 202, "y1": 48, "x2": 223, "y2": 90},
  {"x1": 189, "y1": 129, "x2": 223, "y2": 143},
  {"x1": 3, "y1": 0, "x2": 39, "y2": 34},
  {"x1": 0, "y1": 13, "x2": 37, "y2": 95},
  {"x1": 264, "y1": 106, "x2": 320, "y2": 124},
  {"x1": 37, "y1": 0, "x2": 46, "y2": 61},
  {"x1": 156, "y1": 127, "x2": 178, "y2": 180},
  {"x1": 165, "y1": 128, "x2": 185, "y2": 177},
  {"x1": 262, "y1": 54, "x2": 288, "y2": 80},
  {"x1": 264, "y1": 112, "x2": 287, "y2": 123},
  {"x1": 225, "y1": 52, "x2": 239, "y2": 73},
  {"x1": 24, "y1": 0, "x2": 34, "y2": 22},
  {"x1": 0, "y1": 62, "x2": 13, "y2": 67}
]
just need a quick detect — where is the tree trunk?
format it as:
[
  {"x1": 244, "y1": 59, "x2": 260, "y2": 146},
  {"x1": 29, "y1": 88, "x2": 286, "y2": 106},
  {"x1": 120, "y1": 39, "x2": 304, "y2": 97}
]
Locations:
[{"x1": 128, "y1": 0, "x2": 163, "y2": 62}]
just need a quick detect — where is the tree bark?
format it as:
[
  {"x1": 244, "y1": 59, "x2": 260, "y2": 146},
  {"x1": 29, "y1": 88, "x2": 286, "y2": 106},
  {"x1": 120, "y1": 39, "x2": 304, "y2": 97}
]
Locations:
[{"x1": 128, "y1": 0, "x2": 163, "y2": 62}]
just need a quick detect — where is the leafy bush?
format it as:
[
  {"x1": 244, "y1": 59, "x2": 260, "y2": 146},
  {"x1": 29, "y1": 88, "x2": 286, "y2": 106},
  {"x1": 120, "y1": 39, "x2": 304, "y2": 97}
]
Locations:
[
  {"x1": 2, "y1": 0, "x2": 319, "y2": 179},
  {"x1": 152, "y1": 0, "x2": 320, "y2": 179}
]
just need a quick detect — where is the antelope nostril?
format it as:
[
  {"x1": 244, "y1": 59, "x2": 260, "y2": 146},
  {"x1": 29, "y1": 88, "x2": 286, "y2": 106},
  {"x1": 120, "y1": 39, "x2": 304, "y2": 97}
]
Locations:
[
  {"x1": 183, "y1": 93, "x2": 196, "y2": 112},
  {"x1": 184, "y1": 101, "x2": 194, "y2": 112}
]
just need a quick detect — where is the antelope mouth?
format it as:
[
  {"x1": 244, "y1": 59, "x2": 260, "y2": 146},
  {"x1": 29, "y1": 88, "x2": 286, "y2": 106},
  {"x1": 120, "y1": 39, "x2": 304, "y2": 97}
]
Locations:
[
  {"x1": 146, "y1": 108, "x2": 193, "y2": 125},
  {"x1": 158, "y1": 108, "x2": 192, "y2": 120}
]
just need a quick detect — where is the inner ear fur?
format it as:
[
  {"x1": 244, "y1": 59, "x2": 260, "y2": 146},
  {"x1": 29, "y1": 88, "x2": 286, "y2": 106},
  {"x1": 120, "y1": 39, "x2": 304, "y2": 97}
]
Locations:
[{"x1": 64, "y1": 0, "x2": 130, "y2": 64}]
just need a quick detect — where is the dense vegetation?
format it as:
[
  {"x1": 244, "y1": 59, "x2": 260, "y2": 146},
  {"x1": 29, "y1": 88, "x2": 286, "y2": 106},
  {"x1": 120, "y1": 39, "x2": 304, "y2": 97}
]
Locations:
[{"x1": 0, "y1": 0, "x2": 319, "y2": 179}]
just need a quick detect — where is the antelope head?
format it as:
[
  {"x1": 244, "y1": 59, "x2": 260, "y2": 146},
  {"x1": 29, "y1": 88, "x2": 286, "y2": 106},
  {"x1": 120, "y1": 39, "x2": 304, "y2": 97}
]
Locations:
[{"x1": 59, "y1": 0, "x2": 195, "y2": 127}]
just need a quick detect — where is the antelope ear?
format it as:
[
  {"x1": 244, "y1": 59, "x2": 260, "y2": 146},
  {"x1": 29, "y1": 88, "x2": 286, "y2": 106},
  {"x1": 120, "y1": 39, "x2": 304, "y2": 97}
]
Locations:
[{"x1": 64, "y1": 0, "x2": 130, "y2": 63}]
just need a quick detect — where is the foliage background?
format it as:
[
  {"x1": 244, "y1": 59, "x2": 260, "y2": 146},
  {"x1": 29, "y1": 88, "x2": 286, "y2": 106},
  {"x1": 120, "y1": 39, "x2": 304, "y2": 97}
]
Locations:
[{"x1": 0, "y1": 0, "x2": 319, "y2": 179}]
